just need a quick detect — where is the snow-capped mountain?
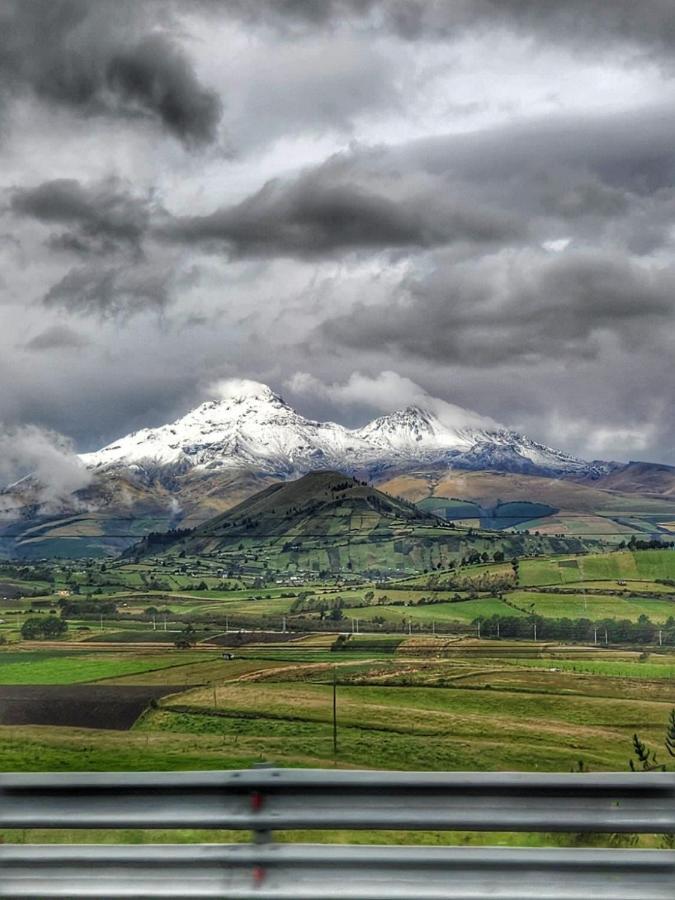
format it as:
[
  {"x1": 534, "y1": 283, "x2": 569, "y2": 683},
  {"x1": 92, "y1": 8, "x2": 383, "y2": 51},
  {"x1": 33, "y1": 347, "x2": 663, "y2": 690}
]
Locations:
[{"x1": 80, "y1": 382, "x2": 600, "y2": 478}]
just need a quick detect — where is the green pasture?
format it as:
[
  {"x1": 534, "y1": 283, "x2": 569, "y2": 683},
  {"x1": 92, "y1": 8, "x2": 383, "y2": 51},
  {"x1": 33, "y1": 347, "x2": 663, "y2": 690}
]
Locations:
[
  {"x1": 0, "y1": 650, "x2": 216, "y2": 684},
  {"x1": 518, "y1": 550, "x2": 675, "y2": 587},
  {"x1": 348, "y1": 598, "x2": 522, "y2": 625},
  {"x1": 507, "y1": 590, "x2": 675, "y2": 622},
  {"x1": 142, "y1": 674, "x2": 673, "y2": 772},
  {"x1": 501, "y1": 655, "x2": 675, "y2": 680}
]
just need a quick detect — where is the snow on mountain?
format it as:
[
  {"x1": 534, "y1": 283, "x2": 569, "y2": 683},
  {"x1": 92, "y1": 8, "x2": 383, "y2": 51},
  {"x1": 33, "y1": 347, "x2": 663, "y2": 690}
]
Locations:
[{"x1": 80, "y1": 381, "x2": 597, "y2": 478}]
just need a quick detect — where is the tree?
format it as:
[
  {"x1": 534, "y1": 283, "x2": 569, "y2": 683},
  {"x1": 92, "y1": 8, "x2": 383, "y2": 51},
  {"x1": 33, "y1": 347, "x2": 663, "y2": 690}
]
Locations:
[{"x1": 21, "y1": 616, "x2": 67, "y2": 640}]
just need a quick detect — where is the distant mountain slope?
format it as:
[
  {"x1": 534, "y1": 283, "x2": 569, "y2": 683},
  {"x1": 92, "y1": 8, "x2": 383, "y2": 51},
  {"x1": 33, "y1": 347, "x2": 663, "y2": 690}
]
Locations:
[
  {"x1": 377, "y1": 468, "x2": 675, "y2": 543},
  {"x1": 377, "y1": 469, "x2": 675, "y2": 514},
  {"x1": 580, "y1": 461, "x2": 675, "y2": 497}
]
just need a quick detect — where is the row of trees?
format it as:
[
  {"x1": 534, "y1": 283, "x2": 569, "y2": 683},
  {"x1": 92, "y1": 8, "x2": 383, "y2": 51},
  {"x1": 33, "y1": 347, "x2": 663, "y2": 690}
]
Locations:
[{"x1": 473, "y1": 614, "x2": 675, "y2": 644}]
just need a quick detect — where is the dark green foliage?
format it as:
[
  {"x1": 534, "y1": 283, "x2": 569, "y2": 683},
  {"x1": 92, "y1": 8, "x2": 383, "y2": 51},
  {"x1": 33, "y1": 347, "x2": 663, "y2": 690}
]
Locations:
[
  {"x1": 59, "y1": 598, "x2": 118, "y2": 618},
  {"x1": 476, "y1": 613, "x2": 674, "y2": 645},
  {"x1": 666, "y1": 708, "x2": 675, "y2": 758},
  {"x1": 629, "y1": 708, "x2": 675, "y2": 772},
  {"x1": 20, "y1": 616, "x2": 68, "y2": 640}
]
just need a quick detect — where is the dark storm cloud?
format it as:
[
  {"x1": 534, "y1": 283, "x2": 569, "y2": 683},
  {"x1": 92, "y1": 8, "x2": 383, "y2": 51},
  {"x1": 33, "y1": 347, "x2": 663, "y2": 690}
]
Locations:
[
  {"x1": 23, "y1": 324, "x2": 89, "y2": 351},
  {"x1": 11, "y1": 178, "x2": 153, "y2": 257},
  {"x1": 44, "y1": 264, "x2": 172, "y2": 317},
  {"x1": 160, "y1": 104, "x2": 675, "y2": 261},
  {"x1": 161, "y1": 153, "x2": 524, "y2": 257},
  {"x1": 0, "y1": 0, "x2": 221, "y2": 145},
  {"x1": 320, "y1": 250, "x2": 675, "y2": 365},
  {"x1": 228, "y1": 1, "x2": 675, "y2": 55}
]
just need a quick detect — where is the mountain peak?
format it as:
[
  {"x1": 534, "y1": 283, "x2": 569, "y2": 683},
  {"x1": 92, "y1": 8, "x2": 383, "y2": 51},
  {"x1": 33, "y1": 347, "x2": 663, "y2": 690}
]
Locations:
[{"x1": 207, "y1": 379, "x2": 284, "y2": 407}]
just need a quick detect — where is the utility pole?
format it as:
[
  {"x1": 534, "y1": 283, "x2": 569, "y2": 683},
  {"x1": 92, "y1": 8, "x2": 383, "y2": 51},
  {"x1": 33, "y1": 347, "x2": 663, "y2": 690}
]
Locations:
[
  {"x1": 533, "y1": 621, "x2": 537, "y2": 642},
  {"x1": 332, "y1": 666, "x2": 338, "y2": 758},
  {"x1": 408, "y1": 619, "x2": 412, "y2": 635},
  {"x1": 659, "y1": 629, "x2": 663, "y2": 647},
  {"x1": 164, "y1": 614, "x2": 167, "y2": 632},
  {"x1": 496, "y1": 621, "x2": 500, "y2": 640},
  {"x1": 152, "y1": 615, "x2": 156, "y2": 632},
  {"x1": 604, "y1": 628, "x2": 608, "y2": 646},
  {"x1": 593, "y1": 627, "x2": 597, "y2": 645}
]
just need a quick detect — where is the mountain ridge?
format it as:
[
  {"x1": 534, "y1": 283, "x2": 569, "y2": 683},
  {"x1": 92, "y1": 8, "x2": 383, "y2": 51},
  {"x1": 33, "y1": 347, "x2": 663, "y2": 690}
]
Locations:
[{"x1": 80, "y1": 381, "x2": 608, "y2": 480}]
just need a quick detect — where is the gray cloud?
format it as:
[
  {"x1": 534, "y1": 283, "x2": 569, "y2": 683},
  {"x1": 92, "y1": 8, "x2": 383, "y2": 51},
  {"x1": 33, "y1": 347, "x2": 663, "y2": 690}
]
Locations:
[
  {"x1": 0, "y1": 0, "x2": 221, "y2": 145},
  {"x1": 158, "y1": 107, "x2": 675, "y2": 258},
  {"x1": 0, "y1": 424, "x2": 92, "y2": 509},
  {"x1": 161, "y1": 151, "x2": 524, "y2": 257},
  {"x1": 155, "y1": 103, "x2": 675, "y2": 268},
  {"x1": 23, "y1": 324, "x2": 89, "y2": 351},
  {"x1": 320, "y1": 250, "x2": 675, "y2": 365},
  {"x1": 44, "y1": 263, "x2": 173, "y2": 317},
  {"x1": 227, "y1": 1, "x2": 675, "y2": 56},
  {"x1": 11, "y1": 178, "x2": 154, "y2": 257}
]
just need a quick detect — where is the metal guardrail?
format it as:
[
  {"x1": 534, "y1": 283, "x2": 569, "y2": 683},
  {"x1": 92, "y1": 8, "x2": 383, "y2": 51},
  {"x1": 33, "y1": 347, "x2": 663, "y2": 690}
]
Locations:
[
  {"x1": 2, "y1": 845, "x2": 674, "y2": 899},
  {"x1": 1, "y1": 770, "x2": 674, "y2": 898}
]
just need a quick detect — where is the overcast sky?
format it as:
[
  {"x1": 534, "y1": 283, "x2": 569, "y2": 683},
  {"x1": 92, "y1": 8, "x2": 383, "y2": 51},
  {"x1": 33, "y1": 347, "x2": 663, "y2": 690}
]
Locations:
[{"x1": 2, "y1": 0, "x2": 674, "y2": 466}]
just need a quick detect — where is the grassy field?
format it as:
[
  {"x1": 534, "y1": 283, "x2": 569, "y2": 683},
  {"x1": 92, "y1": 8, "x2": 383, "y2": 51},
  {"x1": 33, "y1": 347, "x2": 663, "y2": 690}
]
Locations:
[
  {"x1": 518, "y1": 549, "x2": 675, "y2": 586},
  {"x1": 0, "y1": 640, "x2": 672, "y2": 773},
  {"x1": 498, "y1": 655, "x2": 675, "y2": 679},
  {"x1": 507, "y1": 590, "x2": 675, "y2": 622},
  {"x1": 0, "y1": 650, "x2": 216, "y2": 684},
  {"x1": 351, "y1": 598, "x2": 522, "y2": 625}
]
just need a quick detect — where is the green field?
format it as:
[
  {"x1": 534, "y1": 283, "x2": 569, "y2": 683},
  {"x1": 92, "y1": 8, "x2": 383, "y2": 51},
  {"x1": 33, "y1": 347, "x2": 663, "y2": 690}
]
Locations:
[
  {"x1": 507, "y1": 590, "x2": 675, "y2": 622},
  {"x1": 352, "y1": 598, "x2": 523, "y2": 625},
  {"x1": 0, "y1": 650, "x2": 215, "y2": 684},
  {"x1": 519, "y1": 549, "x2": 675, "y2": 586},
  {"x1": 0, "y1": 639, "x2": 673, "y2": 776},
  {"x1": 0, "y1": 549, "x2": 674, "y2": 787},
  {"x1": 499, "y1": 655, "x2": 675, "y2": 679}
]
